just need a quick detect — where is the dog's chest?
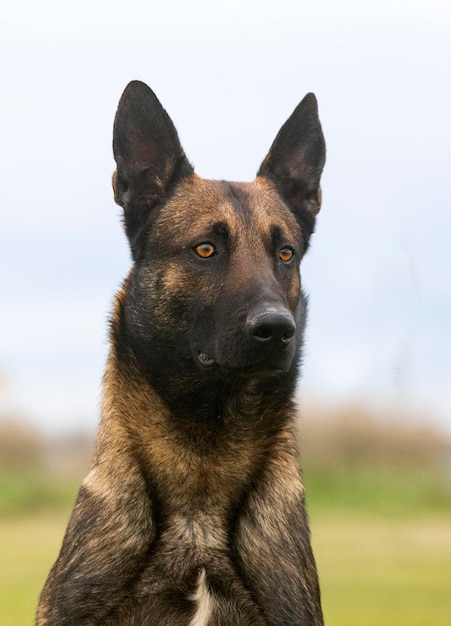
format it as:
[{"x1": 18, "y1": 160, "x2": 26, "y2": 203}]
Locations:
[
  {"x1": 126, "y1": 430, "x2": 268, "y2": 622},
  {"x1": 189, "y1": 568, "x2": 214, "y2": 626},
  {"x1": 140, "y1": 511, "x2": 229, "y2": 582},
  {"x1": 127, "y1": 512, "x2": 260, "y2": 624},
  {"x1": 131, "y1": 552, "x2": 262, "y2": 626},
  {"x1": 161, "y1": 511, "x2": 228, "y2": 564}
]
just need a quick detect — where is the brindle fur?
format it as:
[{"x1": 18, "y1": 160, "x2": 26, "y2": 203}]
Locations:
[{"x1": 37, "y1": 81, "x2": 326, "y2": 625}]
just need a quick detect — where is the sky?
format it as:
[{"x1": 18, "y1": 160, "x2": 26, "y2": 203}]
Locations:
[{"x1": 1, "y1": 0, "x2": 450, "y2": 433}]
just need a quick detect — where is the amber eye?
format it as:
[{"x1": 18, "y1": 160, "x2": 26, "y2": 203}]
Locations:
[
  {"x1": 194, "y1": 243, "x2": 216, "y2": 258},
  {"x1": 279, "y1": 248, "x2": 294, "y2": 263}
]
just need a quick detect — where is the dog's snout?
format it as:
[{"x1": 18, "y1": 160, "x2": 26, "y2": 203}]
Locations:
[{"x1": 247, "y1": 309, "x2": 296, "y2": 345}]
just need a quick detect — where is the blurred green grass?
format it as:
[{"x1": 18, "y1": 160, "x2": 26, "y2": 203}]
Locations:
[
  {"x1": 1, "y1": 407, "x2": 450, "y2": 625},
  {"x1": 2, "y1": 468, "x2": 451, "y2": 625},
  {"x1": 312, "y1": 511, "x2": 451, "y2": 626},
  {"x1": 0, "y1": 513, "x2": 70, "y2": 626}
]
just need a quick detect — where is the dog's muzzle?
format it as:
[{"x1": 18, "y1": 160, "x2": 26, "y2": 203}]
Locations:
[{"x1": 245, "y1": 306, "x2": 296, "y2": 347}]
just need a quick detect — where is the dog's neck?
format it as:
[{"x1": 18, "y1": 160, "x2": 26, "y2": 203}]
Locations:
[
  {"x1": 97, "y1": 338, "x2": 302, "y2": 518},
  {"x1": 103, "y1": 336, "x2": 297, "y2": 438}
]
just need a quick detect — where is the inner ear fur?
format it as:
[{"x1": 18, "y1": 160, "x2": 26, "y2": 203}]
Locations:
[{"x1": 257, "y1": 93, "x2": 326, "y2": 248}]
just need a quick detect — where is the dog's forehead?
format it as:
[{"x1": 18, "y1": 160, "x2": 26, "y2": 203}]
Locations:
[{"x1": 157, "y1": 175, "x2": 301, "y2": 243}]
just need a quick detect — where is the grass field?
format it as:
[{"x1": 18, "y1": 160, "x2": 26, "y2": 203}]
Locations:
[
  {"x1": 1, "y1": 471, "x2": 451, "y2": 625},
  {"x1": 1, "y1": 509, "x2": 450, "y2": 625},
  {"x1": 312, "y1": 512, "x2": 451, "y2": 626},
  {"x1": 1, "y1": 412, "x2": 450, "y2": 625}
]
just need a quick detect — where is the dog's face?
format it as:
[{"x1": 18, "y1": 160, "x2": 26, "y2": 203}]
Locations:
[
  {"x1": 112, "y1": 82, "x2": 325, "y2": 394},
  {"x1": 127, "y1": 176, "x2": 302, "y2": 378}
]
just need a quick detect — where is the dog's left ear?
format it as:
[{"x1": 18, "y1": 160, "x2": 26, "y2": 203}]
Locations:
[
  {"x1": 113, "y1": 81, "x2": 193, "y2": 260},
  {"x1": 258, "y1": 93, "x2": 326, "y2": 249}
]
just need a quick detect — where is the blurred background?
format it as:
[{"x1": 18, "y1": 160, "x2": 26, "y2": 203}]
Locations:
[{"x1": 1, "y1": 1, "x2": 450, "y2": 624}]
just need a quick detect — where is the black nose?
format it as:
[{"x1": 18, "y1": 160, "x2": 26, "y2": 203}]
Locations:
[{"x1": 247, "y1": 308, "x2": 296, "y2": 345}]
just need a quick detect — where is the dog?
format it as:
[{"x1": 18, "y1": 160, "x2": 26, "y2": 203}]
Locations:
[{"x1": 36, "y1": 80, "x2": 326, "y2": 625}]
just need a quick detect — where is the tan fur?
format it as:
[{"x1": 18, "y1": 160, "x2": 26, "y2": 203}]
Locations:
[{"x1": 36, "y1": 81, "x2": 325, "y2": 625}]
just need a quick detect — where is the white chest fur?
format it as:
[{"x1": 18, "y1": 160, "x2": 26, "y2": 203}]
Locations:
[{"x1": 189, "y1": 569, "x2": 214, "y2": 626}]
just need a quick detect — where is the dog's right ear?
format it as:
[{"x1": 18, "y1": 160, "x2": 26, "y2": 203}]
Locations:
[
  {"x1": 257, "y1": 93, "x2": 326, "y2": 251},
  {"x1": 113, "y1": 81, "x2": 193, "y2": 260}
]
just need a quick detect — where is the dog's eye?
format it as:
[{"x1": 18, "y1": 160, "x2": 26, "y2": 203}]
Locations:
[
  {"x1": 279, "y1": 248, "x2": 294, "y2": 263},
  {"x1": 194, "y1": 243, "x2": 216, "y2": 258}
]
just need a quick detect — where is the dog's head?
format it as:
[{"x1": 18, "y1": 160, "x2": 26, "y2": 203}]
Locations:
[{"x1": 112, "y1": 81, "x2": 325, "y2": 396}]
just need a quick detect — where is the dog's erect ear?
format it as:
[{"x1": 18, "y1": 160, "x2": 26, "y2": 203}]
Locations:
[
  {"x1": 257, "y1": 93, "x2": 326, "y2": 249},
  {"x1": 113, "y1": 81, "x2": 193, "y2": 259}
]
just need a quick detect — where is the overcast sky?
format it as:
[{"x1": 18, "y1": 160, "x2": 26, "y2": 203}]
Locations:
[{"x1": 1, "y1": 0, "x2": 450, "y2": 433}]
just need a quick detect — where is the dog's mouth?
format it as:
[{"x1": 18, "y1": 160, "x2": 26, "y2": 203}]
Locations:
[
  {"x1": 197, "y1": 351, "x2": 215, "y2": 367},
  {"x1": 197, "y1": 348, "x2": 294, "y2": 377}
]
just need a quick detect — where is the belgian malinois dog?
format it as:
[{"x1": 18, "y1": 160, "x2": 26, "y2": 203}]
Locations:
[{"x1": 37, "y1": 80, "x2": 326, "y2": 625}]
